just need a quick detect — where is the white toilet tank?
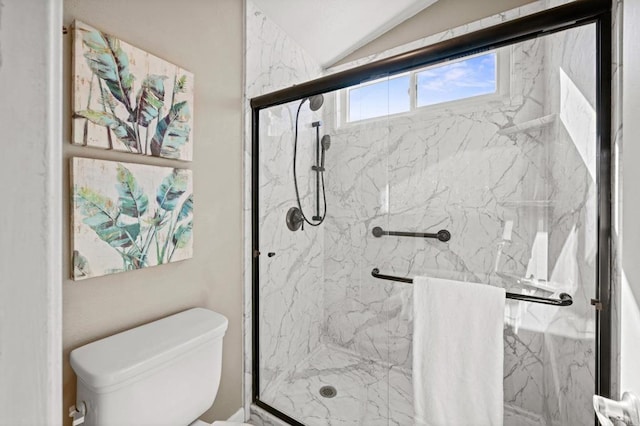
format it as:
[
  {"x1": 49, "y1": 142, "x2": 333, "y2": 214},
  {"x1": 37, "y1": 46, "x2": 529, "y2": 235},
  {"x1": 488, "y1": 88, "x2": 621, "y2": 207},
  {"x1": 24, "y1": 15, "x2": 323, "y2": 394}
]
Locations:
[{"x1": 70, "y1": 308, "x2": 229, "y2": 426}]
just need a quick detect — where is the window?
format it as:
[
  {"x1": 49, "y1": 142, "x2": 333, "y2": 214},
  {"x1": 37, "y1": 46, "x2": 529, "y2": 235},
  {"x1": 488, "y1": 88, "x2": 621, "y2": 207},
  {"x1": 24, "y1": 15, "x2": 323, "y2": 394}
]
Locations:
[
  {"x1": 416, "y1": 53, "x2": 496, "y2": 107},
  {"x1": 349, "y1": 75, "x2": 410, "y2": 122},
  {"x1": 344, "y1": 51, "x2": 502, "y2": 123}
]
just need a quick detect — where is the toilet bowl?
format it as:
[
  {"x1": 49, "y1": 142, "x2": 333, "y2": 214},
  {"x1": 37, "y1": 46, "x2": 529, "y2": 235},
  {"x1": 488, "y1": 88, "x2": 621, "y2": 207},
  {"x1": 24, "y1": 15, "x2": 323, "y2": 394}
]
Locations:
[{"x1": 70, "y1": 308, "x2": 251, "y2": 426}]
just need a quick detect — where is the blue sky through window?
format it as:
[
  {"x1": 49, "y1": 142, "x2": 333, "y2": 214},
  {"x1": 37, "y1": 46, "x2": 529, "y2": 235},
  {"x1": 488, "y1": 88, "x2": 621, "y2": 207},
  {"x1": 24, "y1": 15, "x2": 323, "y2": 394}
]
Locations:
[
  {"x1": 417, "y1": 53, "x2": 496, "y2": 107},
  {"x1": 349, "y1": 75, "x2": 410, "y2": 122}
]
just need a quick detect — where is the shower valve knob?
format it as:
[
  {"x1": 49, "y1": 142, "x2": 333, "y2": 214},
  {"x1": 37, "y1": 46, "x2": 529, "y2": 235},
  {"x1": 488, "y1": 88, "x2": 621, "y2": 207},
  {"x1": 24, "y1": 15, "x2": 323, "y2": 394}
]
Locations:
[
  {"x1": 268, "y1": 252, "x2": 276, "y2": 257},
  {"x1": 286, "y1": 207, "x2": 304, "y2": 232}
]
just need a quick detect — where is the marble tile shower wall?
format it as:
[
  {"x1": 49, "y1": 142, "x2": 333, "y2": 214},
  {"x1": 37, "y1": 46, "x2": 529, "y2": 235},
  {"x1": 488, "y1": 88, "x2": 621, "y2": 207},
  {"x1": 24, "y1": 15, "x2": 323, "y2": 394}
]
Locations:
[
  {"x1": 321, "y1": 25, "x2": 597, "y2": 423},
  {"x1": 323, "y1": 38, "x2": 545, "y2": 368},
  {"x1": 244, "y1": 0, "x2": 325, "y2": 397}
]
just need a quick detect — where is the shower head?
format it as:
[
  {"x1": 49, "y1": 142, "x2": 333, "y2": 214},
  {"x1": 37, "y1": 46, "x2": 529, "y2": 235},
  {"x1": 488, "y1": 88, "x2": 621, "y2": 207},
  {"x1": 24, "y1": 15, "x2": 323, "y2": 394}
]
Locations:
[
  {"x1": 320, "y1": 135, "x2": 331, "y2": 170},
  {"x1": 308, "y1": 94, "x2": 324, "y2": 111},
  {"x1": 321, "y1": 135, "x2": 331, "y2": 151}
]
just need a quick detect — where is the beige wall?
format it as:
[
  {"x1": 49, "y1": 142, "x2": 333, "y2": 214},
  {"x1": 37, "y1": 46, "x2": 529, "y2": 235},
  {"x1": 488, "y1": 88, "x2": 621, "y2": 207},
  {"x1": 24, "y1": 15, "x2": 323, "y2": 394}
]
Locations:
[
  {"x1": 62, "y1": 1, "x2": 243, "y2": 424},
  {"x1": 336, "y1": 0, "x2": 536, "y2": 66}
]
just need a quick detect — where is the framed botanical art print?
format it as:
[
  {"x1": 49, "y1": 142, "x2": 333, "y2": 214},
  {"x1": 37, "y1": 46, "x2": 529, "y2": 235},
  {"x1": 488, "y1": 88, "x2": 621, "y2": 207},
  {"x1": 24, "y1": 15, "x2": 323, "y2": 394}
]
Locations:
[
  {"x1": 72, "y1": 21, "x2": 194, "y2": 161},
  {"x1": 71, "y1": 157, "x2": 193, "y2": 280}
]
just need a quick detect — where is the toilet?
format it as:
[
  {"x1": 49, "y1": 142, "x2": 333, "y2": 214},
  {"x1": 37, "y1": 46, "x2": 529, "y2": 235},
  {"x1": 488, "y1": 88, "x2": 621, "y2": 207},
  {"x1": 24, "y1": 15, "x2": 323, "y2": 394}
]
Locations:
[{"x1": 70, "y1": 308, "x2": 251, "y2": 426}]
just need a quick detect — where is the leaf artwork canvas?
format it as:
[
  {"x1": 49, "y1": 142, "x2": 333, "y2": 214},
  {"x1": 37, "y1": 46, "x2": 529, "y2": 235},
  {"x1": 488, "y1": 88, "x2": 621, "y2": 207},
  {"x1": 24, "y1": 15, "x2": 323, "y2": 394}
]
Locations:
[
  {"x1": 71, "y1": 157, "x2": 193, "y2": 280},
  {"x1": 72, "y1": 21, "x2": 194, "y2": 161}
]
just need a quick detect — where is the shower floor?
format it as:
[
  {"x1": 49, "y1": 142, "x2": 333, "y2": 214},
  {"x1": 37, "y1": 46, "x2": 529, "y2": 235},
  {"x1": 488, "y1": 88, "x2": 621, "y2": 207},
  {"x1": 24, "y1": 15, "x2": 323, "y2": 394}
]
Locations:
[
  {"x1": 260, "y1": 344, "x2": 545, "y2": 426},
  {"x1": 260, "y1": 343, "x2": 413, "y2": 426}
]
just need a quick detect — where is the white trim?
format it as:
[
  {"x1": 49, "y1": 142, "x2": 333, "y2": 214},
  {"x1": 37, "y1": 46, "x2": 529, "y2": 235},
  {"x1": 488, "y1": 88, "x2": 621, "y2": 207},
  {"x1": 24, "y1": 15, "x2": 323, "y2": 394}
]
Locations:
[
  {"x1": 47, "y1": 0, "x2": 64, "y2": 423},
  {"x1": 0, "y1": 0, "x2": 63, "y2": 424}
]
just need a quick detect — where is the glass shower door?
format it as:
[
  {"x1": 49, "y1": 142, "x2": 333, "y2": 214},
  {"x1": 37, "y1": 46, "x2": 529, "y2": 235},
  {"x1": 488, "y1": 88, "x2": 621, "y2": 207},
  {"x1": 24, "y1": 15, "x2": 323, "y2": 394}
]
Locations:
[
  {"x1": 254, "y1": 17, "x2": 602, "y2": 426},
  {"x1": 383, "y1": 24, "x2": 599, "y2": 425},
  {"x1": 257, "y1": 76, "x2": 402, "y2": 424}
]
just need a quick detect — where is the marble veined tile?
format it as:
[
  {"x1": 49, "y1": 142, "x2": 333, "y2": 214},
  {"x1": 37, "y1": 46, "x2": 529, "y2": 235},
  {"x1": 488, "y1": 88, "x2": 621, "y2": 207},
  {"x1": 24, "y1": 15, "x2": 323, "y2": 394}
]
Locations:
[{"x1": 260, "y1": 343, "x2": 412, "y2": 426}]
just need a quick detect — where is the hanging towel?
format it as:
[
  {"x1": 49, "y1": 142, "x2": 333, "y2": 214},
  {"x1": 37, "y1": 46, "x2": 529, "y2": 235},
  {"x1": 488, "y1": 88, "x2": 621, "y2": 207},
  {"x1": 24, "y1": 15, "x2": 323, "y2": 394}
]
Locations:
[{"x1": 413, "y1": 276, "x2": 505, "y2": 426}]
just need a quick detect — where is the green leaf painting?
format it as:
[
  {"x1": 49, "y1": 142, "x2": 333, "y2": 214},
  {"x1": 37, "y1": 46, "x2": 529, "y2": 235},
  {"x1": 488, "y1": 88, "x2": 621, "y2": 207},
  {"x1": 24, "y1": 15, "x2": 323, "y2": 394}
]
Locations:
[
  {"x1": 72, "y1": 158, "x2": 193, "y2": 280},
  {"x1": 150, "y1": 101, "x2": 191, "y2": 159},
  {"x1": 116, "y1": 164, "x2": 149, "y2": 218},
  {"x1": 72, "y1": 21, "x2": 194, "y2": 160},
  {"x1": 156, "y1": 168, "x2": 189, "y2": 211},
  {"x1": 81, "y1": 27, "x2": 134, "y2": 112},
  {"x1": 74, "y1": 186, "x2": 138, "y2": 249},
  {"x1": 74, "y1": 110, "x2": 137, "y2": 150},
  {"x1": 173, "y1": 221, "x2": 193, "y2": 248},
  {"x1": 131, "y1": 75, "x2": 167, "y2": 127},
  {"x1": 177, "y1": 194, "x2": 194, "y2": 222},
  {"x1": 73, "y1": 250, "x2": 91, "y2": 279},
  {"x1": 170, "y1": 221, "x2": 193, "y2": 261}
]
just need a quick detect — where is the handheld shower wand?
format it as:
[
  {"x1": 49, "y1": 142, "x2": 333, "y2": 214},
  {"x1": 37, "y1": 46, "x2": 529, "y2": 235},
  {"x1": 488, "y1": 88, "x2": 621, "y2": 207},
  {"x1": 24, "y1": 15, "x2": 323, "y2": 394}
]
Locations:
[{"x1": 320, "y1": 135, "x2": 331, "y2": 170}]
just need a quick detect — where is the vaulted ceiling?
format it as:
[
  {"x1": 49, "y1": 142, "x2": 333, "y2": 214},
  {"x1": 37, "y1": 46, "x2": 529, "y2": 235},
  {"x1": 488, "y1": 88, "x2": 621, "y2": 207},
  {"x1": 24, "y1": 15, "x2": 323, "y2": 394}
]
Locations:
[{"x1": 251, "y1": 0, "x2": 439, "y2": 68}]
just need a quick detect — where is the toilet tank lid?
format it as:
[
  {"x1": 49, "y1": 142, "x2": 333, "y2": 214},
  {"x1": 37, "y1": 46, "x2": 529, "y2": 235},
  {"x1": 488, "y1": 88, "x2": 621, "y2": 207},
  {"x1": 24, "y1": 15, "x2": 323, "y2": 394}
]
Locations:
[{"x1": 70, "y1": 308, "x2": 228, "y2": 390}]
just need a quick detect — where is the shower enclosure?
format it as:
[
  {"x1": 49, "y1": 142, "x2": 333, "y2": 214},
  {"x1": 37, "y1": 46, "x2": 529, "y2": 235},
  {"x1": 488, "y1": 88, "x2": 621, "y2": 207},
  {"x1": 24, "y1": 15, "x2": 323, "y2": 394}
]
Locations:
[{"x1": 251, "y1": 2, "x2": 611, "y2": 425}]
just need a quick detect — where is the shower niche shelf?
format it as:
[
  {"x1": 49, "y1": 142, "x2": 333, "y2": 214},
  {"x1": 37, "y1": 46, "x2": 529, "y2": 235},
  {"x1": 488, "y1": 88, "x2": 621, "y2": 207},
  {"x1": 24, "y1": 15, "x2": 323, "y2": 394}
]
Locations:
[
  {"x1": 498, "y1": 200, "x2": 554, "y2": 208},
  {"x1": 495, "y1": 272, "x2": 558, "y2": 294},
  {"x1": 498, "y1": 114, "x2": 556, "y2": 135}
]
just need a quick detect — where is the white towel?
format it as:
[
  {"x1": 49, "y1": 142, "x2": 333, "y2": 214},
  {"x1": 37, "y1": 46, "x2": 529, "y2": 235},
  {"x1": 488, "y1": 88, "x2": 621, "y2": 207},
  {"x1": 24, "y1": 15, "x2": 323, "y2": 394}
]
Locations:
[{"x1": 413, "y1": 276, "x2": 505, "y2": 426}]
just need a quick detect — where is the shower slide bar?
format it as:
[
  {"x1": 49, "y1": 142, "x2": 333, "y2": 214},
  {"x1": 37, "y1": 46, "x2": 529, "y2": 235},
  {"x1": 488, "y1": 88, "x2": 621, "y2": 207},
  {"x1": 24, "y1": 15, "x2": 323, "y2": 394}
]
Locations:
[
  {"x1": 370, "y1": 268, "x2": 573, "y2": 306},
  {"x1": 372, "y1": 226, "x2": 451, "y2": 242}
]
